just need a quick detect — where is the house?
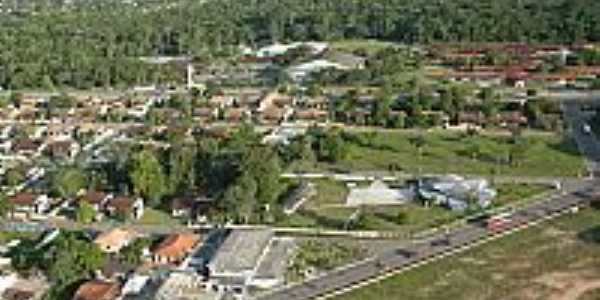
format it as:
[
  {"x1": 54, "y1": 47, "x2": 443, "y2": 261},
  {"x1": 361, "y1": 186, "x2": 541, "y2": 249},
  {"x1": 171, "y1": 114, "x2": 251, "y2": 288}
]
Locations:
[
  {"x1": 207, "y1": 229, "x2": 274, "y2": 296},
  {"x1": 287, "y1": 59, "x2": 348, "y2": 81},
  {"x1": 456, "y1": 112, "x2": 486, "y2": 127},
  {"x1": 45, "y1": 139, "x2": 80, "y2": 159},
  {"x1": 93, "y1": 228, "x2": 138, "y2": 254},
  {"x1": 154, "y1": 272, "x2": 217, "y2": 300},
  {"x1": 72, "y1": 280, "x2": 120, "y2": 300},
  {"x1": 327, "y1": 52, "x2": 367, "y2": 70},
  {"x1": 8, "y1": 193, "x2": 50, "y2": 217},
  {"x1": 418, "y1": 175, "x2": 497, "y2": 211},
  {"x1": 223, "y1": 108, "x2": 251, "y2": 123},
  {"x1": 152, "y1": 233, "x2": 201, "y2": 265},
  {"x1": 208, "y1": 95, "x2": 235, "y2": 109},
  {"x1": 192, "y1": 107, "x2": 218, "y2": 122},
  {"x1": 11, "y1": 138, "x2": 40, "y2": 156},
  {"x1": 259, "y1": 106, "x2": 287, "y2": 125},
  {"x1": 0, "y1": 274, "x2": 48, "y2": 300},
  {"x1": 80, "y1": 191, "x2": 111, "y2": 212},
  {"x1": 106, "y1": 196, "x2": 144, "y2": 220},
  {"x1": 293, "y1": 108, "x2": 328, "y2": 123},
  {"x1": 169, "y1": 196, "x2": 215, "y2": 221}
]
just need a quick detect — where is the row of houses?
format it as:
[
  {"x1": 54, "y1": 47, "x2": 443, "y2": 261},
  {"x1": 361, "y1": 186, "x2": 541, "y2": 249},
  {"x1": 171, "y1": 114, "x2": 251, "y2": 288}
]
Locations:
[
  {"x1": 72, "y1": 227, "x2": 294, "y2": 300},
  {"x1": 6, "y1": 191, "x2": 144, "y2": 221}
]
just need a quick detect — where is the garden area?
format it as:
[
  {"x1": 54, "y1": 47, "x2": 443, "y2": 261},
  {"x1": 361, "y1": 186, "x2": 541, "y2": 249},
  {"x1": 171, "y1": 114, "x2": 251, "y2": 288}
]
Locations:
[{"x1": 286, "y1": 239, "x2": 369, "y2": 283}]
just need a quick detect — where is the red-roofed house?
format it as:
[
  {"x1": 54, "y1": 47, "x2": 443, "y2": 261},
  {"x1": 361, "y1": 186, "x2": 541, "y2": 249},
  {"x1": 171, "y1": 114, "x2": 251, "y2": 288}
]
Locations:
[
  {"x1": 152, "y1": 233, "x2": 200, "y2": 264},
  {"x1": 8, "y1": 193, "x2": 50, "y2": 217},
  {"x1": 72, "y1": 280, "x2": 120, "y2": 300}
]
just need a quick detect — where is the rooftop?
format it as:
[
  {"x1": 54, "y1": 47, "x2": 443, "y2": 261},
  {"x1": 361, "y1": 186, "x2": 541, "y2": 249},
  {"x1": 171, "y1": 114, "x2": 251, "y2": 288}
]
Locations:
[
  {"x1": 209, "y1": 229, "x2": 273, "y2": 275},
  {"x1": 72, "y1": 280, "x2": 120, "y2": 300},
  {"x1": 153, "y1": 233, "x2": 200, "y2": 260},
  {"x1": 254, "y1": 238, "x2": 296, "y2": 280},
  {"x1": 93, "y1": 228, "x2": 137, "y2": 251}
]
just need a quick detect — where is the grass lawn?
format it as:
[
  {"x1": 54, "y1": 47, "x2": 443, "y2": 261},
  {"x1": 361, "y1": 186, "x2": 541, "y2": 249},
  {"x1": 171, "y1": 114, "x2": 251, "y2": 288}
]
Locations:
[
  {"x1": 133, "y1": 208, "x2": 182, "y2": 226},
  {"x1": 494, "y1": 183, "x2": 553, "y2": 206},
  {"x1": 296, "y1": 131, "x2": 585, "y2": 178},
  {"x1": 334, "y1": 208, "x2": 600, "y2": 300},
  {"x1": 0, "y1": 231, "x2": 37, "y2": 244}
]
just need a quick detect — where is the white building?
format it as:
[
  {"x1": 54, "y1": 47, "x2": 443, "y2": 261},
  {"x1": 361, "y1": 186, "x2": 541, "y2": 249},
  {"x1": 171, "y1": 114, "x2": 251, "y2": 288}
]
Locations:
[
  {"x1": 207, "y1": 229, "x2": 274, "y2": 298},
  {"x1": 418, "y1": 175, "x2": 497, "y2": 211}
]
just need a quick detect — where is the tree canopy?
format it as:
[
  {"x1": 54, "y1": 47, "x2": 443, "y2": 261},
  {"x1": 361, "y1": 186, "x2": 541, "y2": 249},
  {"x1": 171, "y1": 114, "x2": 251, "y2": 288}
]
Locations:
[{"x1": 2, "y1": 0, "x2": 600, "y2": 89}]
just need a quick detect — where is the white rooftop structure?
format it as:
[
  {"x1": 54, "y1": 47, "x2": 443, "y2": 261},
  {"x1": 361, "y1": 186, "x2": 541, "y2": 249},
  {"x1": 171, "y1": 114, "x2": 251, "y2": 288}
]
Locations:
[
  {"x1": 209, "y1": 229, "x2": 273, "y2": 277},
  {"x1": 287, "y1": 59, "x2": 348, "y2": 81},
  {"x1": 256, "y1": 42, "x2": 328, "y2": 58},
  {"x1": 419, "y1": 175, "x2": 497, "y2": 211},
  {"x1": 121, "y1": 274, "x2": 150, "y2": 296},
  {"x1": 262, "y1": 126, "x2": 307, "y2": 145},
  {"x1": 346, "y1": 180, "x2": 413, "y2": 207},
  {"x1": 155, "y1": 272, "x2": 216, "y2": 300}
]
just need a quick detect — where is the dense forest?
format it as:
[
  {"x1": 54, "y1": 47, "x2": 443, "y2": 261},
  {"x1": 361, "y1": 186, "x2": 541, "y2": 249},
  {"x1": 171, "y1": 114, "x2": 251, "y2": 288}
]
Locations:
[{"x1": 2, "y1": 0, "x2": 600, "y2": 89}]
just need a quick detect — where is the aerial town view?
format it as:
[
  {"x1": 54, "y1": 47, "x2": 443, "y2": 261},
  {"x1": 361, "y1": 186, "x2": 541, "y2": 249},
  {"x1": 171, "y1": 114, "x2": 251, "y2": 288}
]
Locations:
[{"x1": 2, "y1": 0, "x2": 600, "y2": 299}]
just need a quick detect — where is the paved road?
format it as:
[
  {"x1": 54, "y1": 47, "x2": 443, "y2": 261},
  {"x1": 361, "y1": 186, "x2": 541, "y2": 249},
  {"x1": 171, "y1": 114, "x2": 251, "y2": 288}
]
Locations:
[{"x1": 562, "y1": 102, "x2": 600, "y2": 175}]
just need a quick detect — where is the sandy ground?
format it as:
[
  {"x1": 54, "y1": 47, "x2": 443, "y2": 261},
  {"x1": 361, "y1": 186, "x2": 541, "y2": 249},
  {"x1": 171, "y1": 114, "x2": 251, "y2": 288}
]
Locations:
[{"x1": 512, "y1": 271, "x2": 600, "y2": 300}]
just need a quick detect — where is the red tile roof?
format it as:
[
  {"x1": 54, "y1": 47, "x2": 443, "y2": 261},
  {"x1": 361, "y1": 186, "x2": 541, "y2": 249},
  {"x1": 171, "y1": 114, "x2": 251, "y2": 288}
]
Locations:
[
  {"x1": 72, "y1": 280, "x2": 120, "y2": 300},
  {"x1": 153, "y1": 233, "x2": 200, "y2": 261},
  {"x1": 9, "y1": 193, "x2": 37, "y2": 206}
]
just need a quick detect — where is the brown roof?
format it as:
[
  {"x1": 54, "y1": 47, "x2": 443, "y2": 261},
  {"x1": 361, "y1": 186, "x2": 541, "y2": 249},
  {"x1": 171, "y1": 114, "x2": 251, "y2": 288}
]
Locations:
[
  {"x1": 107, "y1": 196, "x2": 134, "y2": 213},
  {"x1": 9, "y1": 193, "x2": 37, "y2": 206},
  {"x1": 261, "y1": 106, "x2": 284, "y2": 121},
  {"x1": 12, "y1": 139, "x2": 39, "y2": 152},
  {"x1": 46, "y1": 140, "x2": 73, "y2": 156},
  {"x1": 224, "y1": 108, "x2": 248, "y2": 122},
  {"x1": 294, "y1": 109, "x2": 328, "y2": 120},
  {"x1": 81, "y1": 191, "x2": 108, "y2": 205},
  {"x1": 72, "y1": 280, "x2": 120, "y2": 300},
  {"x1": 153, "y1": 233, "x2": 200, "y2": 260},
  {"x1": 458, "y1": 112, "x2": 486, "y2": 125}
]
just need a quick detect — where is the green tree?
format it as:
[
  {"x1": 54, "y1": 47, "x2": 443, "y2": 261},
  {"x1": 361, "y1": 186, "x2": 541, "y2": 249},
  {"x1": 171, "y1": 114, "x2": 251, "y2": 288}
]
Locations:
[
  {"x1": 0, "y1": 193, "x2": 13, "y2": 219},
  {"x1": 120, "y1": 238, "x2": 152, "y2": 267},
  {"x1": 52, "y1": 167, "x2": 87, "y2": 199},
  {"x1": 4, "y1": 166, "x2": 25, "y2": 187},
  {"x1": 75, "y1": 202, "x2": 96, "y2": 224},
  {"x1": 131, "y1": 149, "x2": 167, "y2": 207},
  {"x1": 318, "y1": 130, "x2": 348, "y2": 162}
]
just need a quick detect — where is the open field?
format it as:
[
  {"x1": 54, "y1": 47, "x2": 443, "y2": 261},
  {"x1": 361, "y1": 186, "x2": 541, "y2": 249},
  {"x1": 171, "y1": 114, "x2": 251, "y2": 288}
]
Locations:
[
  {"x1": 293, "y1": 131, "x2": 586, "y2": 178},
  {"x1": 334, "y1": 208, "x2": 600, "y2": 300}
]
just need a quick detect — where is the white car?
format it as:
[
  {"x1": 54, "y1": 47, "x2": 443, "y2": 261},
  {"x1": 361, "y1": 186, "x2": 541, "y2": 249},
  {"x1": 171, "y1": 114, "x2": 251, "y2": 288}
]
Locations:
[{"x1": 583, "y1": 124, "x2": 592, "y2": 135}]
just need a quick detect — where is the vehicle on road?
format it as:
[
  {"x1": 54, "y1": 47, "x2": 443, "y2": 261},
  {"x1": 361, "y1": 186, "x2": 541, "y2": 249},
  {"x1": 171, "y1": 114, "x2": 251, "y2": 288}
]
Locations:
[
  {"x1": 395, "y1": 248, "x2": 416, "y2": 258},
  {"x1": 583, "y1": 123, "x2": 592, "y2": 135},
  {"x1": 486, "y1": 212, "x2": 518, "y2": 234}
]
